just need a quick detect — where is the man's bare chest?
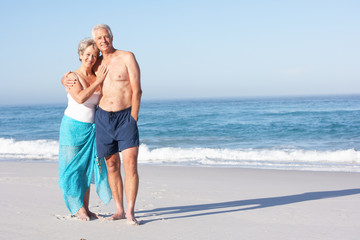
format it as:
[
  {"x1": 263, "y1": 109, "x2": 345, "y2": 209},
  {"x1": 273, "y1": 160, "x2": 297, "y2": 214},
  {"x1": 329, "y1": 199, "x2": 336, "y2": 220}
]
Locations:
[
  {"x1": 107, "y1": 66, "x2": 128, "y2": 82},
  {"x1": 102, "y1": 58, "x2": 128, "y2": 82}
]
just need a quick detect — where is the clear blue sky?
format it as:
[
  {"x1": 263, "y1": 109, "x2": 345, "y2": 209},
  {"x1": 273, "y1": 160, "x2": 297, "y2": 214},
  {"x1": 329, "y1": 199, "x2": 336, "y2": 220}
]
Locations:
[{"x1": 1, "y1": 0, "x2": 359, "y2": 105}]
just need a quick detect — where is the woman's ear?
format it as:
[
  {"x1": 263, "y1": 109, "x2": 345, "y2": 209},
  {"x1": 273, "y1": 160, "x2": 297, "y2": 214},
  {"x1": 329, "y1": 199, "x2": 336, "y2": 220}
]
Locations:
[{"x1": 78, "y1": 51, "x2": 83, "y2": 62}]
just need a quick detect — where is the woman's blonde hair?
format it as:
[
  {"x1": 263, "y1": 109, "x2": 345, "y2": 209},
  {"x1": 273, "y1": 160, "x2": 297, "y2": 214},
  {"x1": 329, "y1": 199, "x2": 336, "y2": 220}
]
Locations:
[{"x1": 78, "y1": 38, "x2": 99, "y2": 61}]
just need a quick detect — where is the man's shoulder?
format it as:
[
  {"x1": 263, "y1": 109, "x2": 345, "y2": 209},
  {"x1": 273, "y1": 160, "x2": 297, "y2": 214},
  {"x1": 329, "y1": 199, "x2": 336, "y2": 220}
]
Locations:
[
  {"x1": 115, "y1": 50, "x2": 135, "y2": 58},
  {"x1": 112, "y1": 50, "x2": 136, "y2": 65}
]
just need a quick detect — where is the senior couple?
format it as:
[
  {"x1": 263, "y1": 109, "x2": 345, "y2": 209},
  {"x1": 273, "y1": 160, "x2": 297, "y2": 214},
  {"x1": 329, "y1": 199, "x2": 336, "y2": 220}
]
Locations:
[{"x1": 58, "y1": 24, "x2": 142, "y2": 225}]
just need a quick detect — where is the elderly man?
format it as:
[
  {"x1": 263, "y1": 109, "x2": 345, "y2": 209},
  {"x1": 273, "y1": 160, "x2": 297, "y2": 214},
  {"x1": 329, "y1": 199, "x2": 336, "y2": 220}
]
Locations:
[{"x1": 91, "y1": 24, "x2": 142, "y2": 225}]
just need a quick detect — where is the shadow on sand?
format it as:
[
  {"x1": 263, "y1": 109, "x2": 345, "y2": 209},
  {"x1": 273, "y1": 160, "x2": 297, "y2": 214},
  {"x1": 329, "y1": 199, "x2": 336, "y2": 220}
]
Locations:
[{"x1": 137, "y1": 188, "x2": 360, "y2": 224}]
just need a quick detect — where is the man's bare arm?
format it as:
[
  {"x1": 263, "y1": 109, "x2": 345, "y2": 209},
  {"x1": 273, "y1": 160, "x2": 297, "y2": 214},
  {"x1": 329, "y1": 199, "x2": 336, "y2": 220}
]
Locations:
[
  {"x1": 127, "y1": 52, "x2": 142, "y2": 121},
  {"x1": 61, "y1": 71, "x2": 77, "y2": 91}
]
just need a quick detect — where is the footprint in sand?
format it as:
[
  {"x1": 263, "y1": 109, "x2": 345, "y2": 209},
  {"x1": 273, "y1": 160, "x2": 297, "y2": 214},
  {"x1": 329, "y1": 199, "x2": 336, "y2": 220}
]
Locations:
[{"x1": 54, "y1": 214, "x2": 74, "y2": 221}]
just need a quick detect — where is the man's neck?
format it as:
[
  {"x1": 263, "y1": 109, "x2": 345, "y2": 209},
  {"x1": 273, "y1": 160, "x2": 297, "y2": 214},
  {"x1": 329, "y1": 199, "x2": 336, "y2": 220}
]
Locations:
[{"x1": 102, "y1": 48, "x2": 116, "y2": 60}]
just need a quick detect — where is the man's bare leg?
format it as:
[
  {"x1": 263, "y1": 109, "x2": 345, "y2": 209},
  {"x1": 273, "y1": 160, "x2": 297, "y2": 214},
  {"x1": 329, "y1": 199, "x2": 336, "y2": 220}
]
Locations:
[
  {"x1": 105, "y1": 153, "x2": 125, "y2": 220},
  {"x1": 122, "y1": 146, "x2": 139, "y2": 224}
]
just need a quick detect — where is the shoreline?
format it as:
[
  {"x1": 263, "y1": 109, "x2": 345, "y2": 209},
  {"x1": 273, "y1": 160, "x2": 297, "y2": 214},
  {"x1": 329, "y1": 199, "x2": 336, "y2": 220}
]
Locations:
[
  {"x1": 1, "y1": 161, "x2": 360, "y2": 239},
  {"x1": 1, "y1": 158, "x2": 360, "y2": 174}
]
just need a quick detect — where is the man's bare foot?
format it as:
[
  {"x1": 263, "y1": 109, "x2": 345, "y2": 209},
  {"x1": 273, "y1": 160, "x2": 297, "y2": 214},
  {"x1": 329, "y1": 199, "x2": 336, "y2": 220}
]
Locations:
[
  {"x1": 76, "y1": 208, "x2": 90, "y2": 221},
  {"x1": 109, "y1": 212, "x2": 125, "y2": 220},
  {"x1": 126, "y1": 214, "x2": 140, "y2": 225}
]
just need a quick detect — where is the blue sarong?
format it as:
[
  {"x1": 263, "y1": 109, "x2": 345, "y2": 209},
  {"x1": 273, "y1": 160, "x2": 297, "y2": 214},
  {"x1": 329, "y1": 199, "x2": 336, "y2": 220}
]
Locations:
[{"x1": 58, "y1": 115, "x2": 112, "y2": 215}]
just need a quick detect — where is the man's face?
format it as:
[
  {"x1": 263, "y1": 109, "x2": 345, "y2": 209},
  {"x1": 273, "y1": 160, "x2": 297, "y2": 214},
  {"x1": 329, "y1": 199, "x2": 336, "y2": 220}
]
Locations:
[{"x1": 94, "y1": 28, "x2": 113, "y2": 53}]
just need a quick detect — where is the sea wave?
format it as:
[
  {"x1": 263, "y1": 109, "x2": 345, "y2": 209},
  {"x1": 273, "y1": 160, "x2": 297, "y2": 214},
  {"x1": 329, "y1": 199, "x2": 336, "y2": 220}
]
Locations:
[
  {"x1": 139, "y1": 145, "x2": 360, "y2": 172},
  {"x1": 0, "y1": 138, "x2": 359, "y2": 172},
  {"x1": 0, "y1": 138, "x2": 59, "y2": 161}
]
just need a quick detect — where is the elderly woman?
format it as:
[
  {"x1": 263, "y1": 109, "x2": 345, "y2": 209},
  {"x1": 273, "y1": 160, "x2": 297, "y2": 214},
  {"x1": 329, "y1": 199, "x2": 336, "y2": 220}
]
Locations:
[{"x1": 58, "y1": 38, "x2": 111, "y2": 220}]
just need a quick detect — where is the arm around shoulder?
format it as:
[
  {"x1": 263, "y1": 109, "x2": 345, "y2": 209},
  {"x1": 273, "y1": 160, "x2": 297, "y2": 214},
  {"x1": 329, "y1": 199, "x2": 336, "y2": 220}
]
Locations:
[{"x1": 67, "y1": 67, "x2": 108, "y2": 104}]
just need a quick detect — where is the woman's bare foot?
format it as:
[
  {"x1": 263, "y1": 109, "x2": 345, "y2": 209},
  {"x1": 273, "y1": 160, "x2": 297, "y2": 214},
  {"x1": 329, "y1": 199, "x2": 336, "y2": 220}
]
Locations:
[
  {"x1": 87, "y1": 210, "x2": 98, "y2": 220},
  {"x1": 77, "y1": 207, "x2": 90, "y2": 221}
]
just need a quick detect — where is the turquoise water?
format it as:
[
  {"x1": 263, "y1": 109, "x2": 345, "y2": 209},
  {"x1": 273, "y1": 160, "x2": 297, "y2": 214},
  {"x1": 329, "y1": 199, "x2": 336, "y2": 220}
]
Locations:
[{"x1": 1, "y1": 95, "x2": 359, "y2": 171}]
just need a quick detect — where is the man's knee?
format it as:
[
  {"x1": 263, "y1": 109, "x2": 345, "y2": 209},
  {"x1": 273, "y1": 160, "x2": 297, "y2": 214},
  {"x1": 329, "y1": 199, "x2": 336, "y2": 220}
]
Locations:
[
  {"x1": 128, "y1": 163, "x2": 138, "y2": 176},
  {"x1": 105, "y1": 154, "x2": 120, "y2": 172},
  {"x1": 124, "y1": 152, "x2": 138, "y2": 167}
]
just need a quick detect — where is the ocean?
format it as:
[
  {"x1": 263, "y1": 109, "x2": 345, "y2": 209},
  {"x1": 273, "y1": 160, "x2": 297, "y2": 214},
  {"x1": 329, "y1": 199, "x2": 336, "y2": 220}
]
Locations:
[{"x1": 1, "y1": 95, "x2": 360, "y2": 172}]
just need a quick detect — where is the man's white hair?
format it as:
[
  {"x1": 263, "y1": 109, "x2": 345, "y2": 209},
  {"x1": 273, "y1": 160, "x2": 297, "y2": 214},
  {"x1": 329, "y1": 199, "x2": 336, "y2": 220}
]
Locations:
[{"x1": 91, "y1": 24, "x2": 113, "y2": 40}]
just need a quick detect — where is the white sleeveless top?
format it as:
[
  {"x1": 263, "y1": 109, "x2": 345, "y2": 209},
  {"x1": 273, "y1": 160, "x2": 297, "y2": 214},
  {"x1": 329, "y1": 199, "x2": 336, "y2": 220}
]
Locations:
[{"x1": 64, "y1": 73, "x2": 100, "y2": 123}]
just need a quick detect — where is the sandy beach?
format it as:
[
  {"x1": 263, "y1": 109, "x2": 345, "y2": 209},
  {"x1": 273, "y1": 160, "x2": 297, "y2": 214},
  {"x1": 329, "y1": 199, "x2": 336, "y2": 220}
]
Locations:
[{"x1": 0, "y1": 161, "x2": 359, "y2": 240}]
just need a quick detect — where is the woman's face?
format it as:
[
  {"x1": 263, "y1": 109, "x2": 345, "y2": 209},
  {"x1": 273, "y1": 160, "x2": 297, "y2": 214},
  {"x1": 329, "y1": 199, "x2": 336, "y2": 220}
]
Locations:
[{"x1": 80, "y1": 46, "x2": 98, "y2": 68}]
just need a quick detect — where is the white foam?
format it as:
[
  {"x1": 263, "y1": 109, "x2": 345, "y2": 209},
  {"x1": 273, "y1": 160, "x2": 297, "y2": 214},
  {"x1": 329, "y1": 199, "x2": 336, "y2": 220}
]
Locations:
[
  {"x1": 0, "y1": 138, "x2": 58, "y2": 161},
  {"x1": 138, "y1": 144, "x2": 360, "y2": 162},
  {"x1": 0, "y1": 138, "x2": 359, "y2": 172},
  {"x1": 138, "y1": 144, "x2": 360, "y2": 172}
]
